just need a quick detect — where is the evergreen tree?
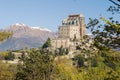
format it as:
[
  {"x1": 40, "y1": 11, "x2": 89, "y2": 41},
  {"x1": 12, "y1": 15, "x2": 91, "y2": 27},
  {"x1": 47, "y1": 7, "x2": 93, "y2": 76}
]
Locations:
[
  {"x1": 58, "y1": 45, "x2": 65, "y2": 55},
  {"x1": 42, "y1": 38, "x2": 51, "y2": 49},
  {"x1": 65, "y1": 48, "x2": 69, "y2": 55}
]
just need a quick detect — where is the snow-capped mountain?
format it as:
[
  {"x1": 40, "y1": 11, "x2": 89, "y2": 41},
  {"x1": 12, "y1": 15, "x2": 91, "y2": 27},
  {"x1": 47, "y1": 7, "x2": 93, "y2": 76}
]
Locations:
[
  {"x1": 31, "y1": 27, "x2": 52, "y2": 32},
  {"x1": 0, "y1": 23, "x2": 55, "y2": 50},
  {"x1": 14, "y1": 23, "x2": 26, "y2": 26}
]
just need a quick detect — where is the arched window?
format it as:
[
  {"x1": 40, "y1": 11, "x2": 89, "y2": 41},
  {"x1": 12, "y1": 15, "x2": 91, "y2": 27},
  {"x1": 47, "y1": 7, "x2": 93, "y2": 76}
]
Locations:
[
  {"x1": 69, "y1": 22, "x2": 71, "y2": 25},
  {"x1": 72, "y1": 20, "x2": 74, "y2": 25},
  {"x1": 62, "y1": 22, "x2": 65, "y2": 25}
]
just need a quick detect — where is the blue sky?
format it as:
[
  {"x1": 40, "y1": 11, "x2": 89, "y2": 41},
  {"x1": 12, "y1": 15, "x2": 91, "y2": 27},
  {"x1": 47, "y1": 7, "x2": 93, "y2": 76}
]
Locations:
[{"x1": 0, "y1": 0, "x2": 119, "y2": 33}]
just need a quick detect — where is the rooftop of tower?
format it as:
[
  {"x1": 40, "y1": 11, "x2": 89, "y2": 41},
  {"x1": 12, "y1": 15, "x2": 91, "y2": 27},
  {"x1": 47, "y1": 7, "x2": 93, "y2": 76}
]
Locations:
[
  {"x1": 68, "y1": 14, "x2": 84, "y2": 17},
  {"x1": 61, "y1": 14, "x2": 85, "y2": 26}
]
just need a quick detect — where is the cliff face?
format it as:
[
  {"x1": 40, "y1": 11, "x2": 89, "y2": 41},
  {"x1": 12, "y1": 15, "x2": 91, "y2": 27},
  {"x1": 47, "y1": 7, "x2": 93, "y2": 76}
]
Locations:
[{"x1": 0, "y1": 23, "x2": 55, "y2": 50}]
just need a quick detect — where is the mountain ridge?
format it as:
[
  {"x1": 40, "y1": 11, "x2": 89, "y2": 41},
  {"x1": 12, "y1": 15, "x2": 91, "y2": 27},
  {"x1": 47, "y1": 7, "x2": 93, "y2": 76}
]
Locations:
[{"x1": 0, "y1": 23, "x2": 55, "y2": 51}]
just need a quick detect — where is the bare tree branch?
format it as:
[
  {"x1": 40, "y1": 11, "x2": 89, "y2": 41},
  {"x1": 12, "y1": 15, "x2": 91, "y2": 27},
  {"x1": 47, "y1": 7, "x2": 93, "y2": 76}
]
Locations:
[{"x1": 109, "y1": 0, "x2": 120, "y2": 6}]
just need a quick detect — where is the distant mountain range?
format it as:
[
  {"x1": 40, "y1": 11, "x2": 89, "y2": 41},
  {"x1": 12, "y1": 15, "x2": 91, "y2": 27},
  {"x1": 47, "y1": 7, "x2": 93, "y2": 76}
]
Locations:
[{"x1": 0, "y1": 23, "x2": 55, "y2": 51}]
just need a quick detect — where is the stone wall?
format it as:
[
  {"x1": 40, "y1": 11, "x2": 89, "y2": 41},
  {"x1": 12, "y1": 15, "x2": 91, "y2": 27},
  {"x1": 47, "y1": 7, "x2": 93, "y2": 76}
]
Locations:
[
  {"x1": 58, "y1": 14, "x2": 86, "y2": 40},
  {"x1": 51, "y1": 38, "x2": 69, "y2": 50},
  {"x1": 51, "y1": 14, "x2": 86, "y2": 50}
]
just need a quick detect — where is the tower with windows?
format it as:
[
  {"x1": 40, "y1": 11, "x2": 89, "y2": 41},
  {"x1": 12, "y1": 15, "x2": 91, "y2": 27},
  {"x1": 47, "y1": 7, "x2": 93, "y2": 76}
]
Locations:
[
  {"x1": 58, "y1": 14, "x2": 86, "y2": 40},
  {"x1": 51, "y1": 14, "x2": 86, "y2": 50}
]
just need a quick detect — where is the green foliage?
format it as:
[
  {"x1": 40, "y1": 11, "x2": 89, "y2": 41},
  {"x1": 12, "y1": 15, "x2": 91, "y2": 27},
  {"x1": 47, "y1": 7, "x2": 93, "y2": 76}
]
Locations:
[
  {"x1": 58, "y1": 46, "x2": 65, "y2": 55},
  {"x1": 87, "y1": 1, "x2": 120, "y2": 49},
  {"x1": 85, "y1": 1, "x2": 120, "y2": 79},
  {"x1": 87, "y1": 17, "x2": 120, "y2": 49},
  {"x1": 53, "y1": 54, "x2": 119, "y2": 80},
  {"x1": 101, "y1": 50, "x2": 120, "y2": 70},
  {"x1": 54, "y1": 47, "x2": 69, "y2": 56},
  {"x1": 0, "y1": 48, "x2": 119, "y2": 80},
  {"x1": 73, "y1": 54, "x2": 85, "y2": 68},
  {"x1": 0, "y1": 52, "x2": 7, "y2": 60},
  {"x1": 108, "y1": 0, "x2": 120, "y2": 14},
  {"x1": 54, "y1": 58, "x2": 84, "y2": 80},
  {"x1": 15, "y1": 49, "x2": 55, "y2": 80},
  {"x1": 0, "y1": 62, "x2": 17, "y2": 80},
  {"x1": 0, "y1": 31, "x2": 12, "y2": 41},
  {"x1": 65, "y1": 48, "x2": 69, "y2": 55},
  {"x1": 0, "y1": 1, "x2": 120, "y2": 80},
  {"x1": 4, "y1": 51, "x2": 15, "y2": 61},
  {"x1": 91, "y1": 57, "x2": 98, "y2": 67},
  {"x1": 42, "y1": 38, "x2": 51, "y2": 48},
  {"x1": 18, "y1": 51, "x2": 26, "y2": 61}
]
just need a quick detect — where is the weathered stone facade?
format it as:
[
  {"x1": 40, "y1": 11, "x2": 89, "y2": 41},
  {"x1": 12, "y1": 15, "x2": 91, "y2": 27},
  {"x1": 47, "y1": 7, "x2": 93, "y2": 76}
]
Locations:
[
  {"x1": 51, "y1": 14, "x2": 86, "y2": 50},
  {"x1": 58, "y1": 14, "x2": 86, "y2": 40},
  {"x1": 51, "y1": 38, "x2": 69, "y2": 50}
]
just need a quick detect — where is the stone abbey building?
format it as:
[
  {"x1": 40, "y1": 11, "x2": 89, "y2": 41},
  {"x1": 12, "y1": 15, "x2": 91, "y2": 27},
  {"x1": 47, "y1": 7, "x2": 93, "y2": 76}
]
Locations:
[{"x1": 51, "y1": 14, "x2": 86, "y2": 50}]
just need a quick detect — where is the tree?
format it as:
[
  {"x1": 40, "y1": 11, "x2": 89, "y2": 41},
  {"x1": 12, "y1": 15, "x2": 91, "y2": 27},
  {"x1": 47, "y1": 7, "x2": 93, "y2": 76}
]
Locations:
[
  {"x1": 15, "y1": 49, "x2": 55, "y2": 80},
  {"x1": 0, "y1": 62, "x2": 17, "y2": 80},
  {"x1": 4, "y1": 51, "x2": 15, "y2": 61},
  {"x1": 87, "y1": 0, "x2": 120, "y2": 50},
  {"x1": 65, "y1": 48, "x2": 69, "y2": 55},
  {"x1": 58, "y1": 45, "x2": 65, "y2": 55},
  {"x1": 85, "y1": 0, "x2": 120, "y2": 79},
  {"x1": 108, "y1": 0, "x2": 120, "y2": 14},
  {"x1": 73, "y1": 54, "x2": 85, "y2": 68},
  {"x1": 42, "y1": 38, "x2": 51, "y2": 49},
  {"x1": 0, "y1": 31, "x2": 14, "y2": 79},
  {"x1": 18, "y1": 51, "x2": 26, "y2": 61},
  {"x1": 0, "y1": 31, "x2": 12, "y2": 41}
]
